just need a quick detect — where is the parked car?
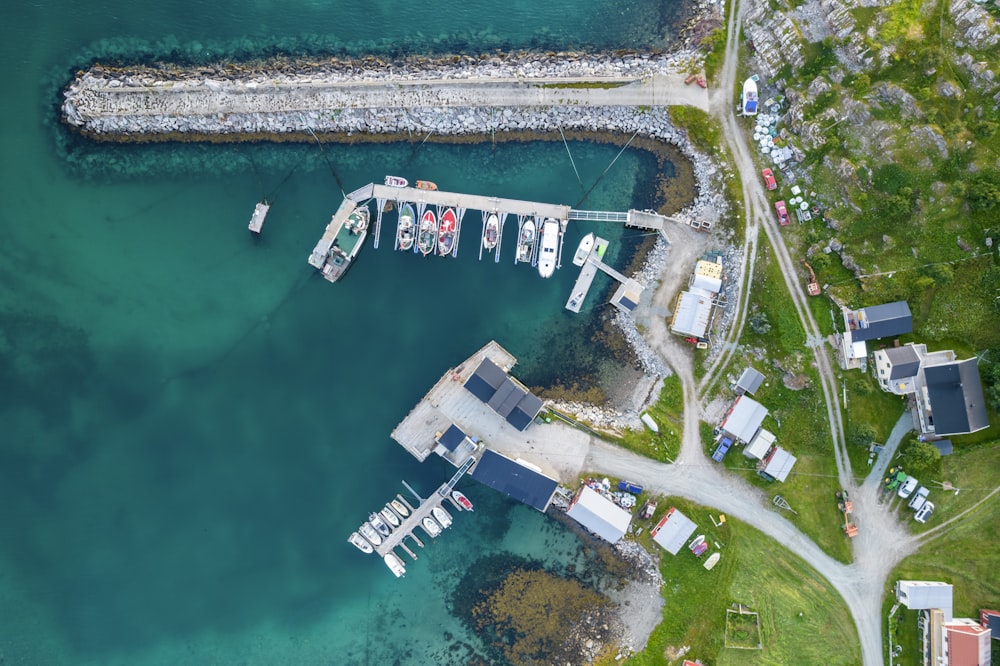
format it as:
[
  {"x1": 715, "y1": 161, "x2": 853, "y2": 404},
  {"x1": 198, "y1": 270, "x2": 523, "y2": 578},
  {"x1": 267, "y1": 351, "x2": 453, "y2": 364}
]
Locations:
[
  {"x1": 898, "y1": 476, "x2": 919, "y2": 499},
  {"x1": 762, "y1": 168, "x2": 777, "y2": 191},
  {"x1": 908, "y1": 486, "x2": 929, "y2": 511},
  {"x1": 712, "y1": 437, "x2": 733, "y2": 462},
  {"x1": 914, "y1": 501, "x2": 935, "y2": 523},
  {"x1": 774, "y1": 200, "x2": 790, "y2": 226}
]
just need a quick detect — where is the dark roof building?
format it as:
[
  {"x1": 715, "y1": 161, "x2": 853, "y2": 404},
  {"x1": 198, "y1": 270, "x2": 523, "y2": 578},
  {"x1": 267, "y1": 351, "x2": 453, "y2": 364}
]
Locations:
[
  {"x1": 433, "y1": 424, "x2": 478, "y2": 466},
  {"x1": 923, "y1": 359, "x2": 989, "y2": 436},
  {"x1": 464, "y1": 358, "x2": 544, "y2": 431},
  {"x1": 851, "y1": 301, "x2": 913, "y2": 342},
  {"x1": 932, "y1": 439, "x2": 954, "y2": 456},
  {"x1": 735, "y1": 367, "x2": 765, "y2": 395},
  {"x1": 980, "y1": 610, "x2": 1000, "y2": 640},
  {"x1": 470, "y1": 449, "x2": 557, "y2": 512}
]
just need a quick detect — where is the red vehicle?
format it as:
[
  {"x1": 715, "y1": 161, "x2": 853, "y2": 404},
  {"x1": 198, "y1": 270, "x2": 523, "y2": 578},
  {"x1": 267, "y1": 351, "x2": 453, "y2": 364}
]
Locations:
[
  {"x1": 761, "y1": 168, "x2": 777, "y2": 191},
  {"x1": 775, "y1": 200, "x2": 790, "y2": 226}
]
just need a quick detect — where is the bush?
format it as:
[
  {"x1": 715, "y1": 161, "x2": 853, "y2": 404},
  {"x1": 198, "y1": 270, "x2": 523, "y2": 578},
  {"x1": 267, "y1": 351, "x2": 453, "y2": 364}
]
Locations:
[
  {"x1": 749, "y1": 311, "x2": 772, "y2": 335},
  {"x1": 900, "y1": 439, "x2": 942, "y2": 478},
  {"x1": 849, "y1": 422, "x2": 878, "y2": 447}
]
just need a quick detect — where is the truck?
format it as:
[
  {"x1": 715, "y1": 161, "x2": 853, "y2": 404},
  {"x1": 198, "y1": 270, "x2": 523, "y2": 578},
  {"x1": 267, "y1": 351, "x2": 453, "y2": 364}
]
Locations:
[
  {"x1": 712, "y1": 437, "x2": 733, "y2": 462},
  {"x1": 618, "y1": 480, "x2": 644, "y2": 495}
]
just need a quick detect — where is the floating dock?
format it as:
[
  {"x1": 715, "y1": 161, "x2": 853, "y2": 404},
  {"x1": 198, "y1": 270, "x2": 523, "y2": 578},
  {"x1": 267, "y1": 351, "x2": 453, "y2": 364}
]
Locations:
[
  {"x1": 248, "y1": 201, "x2": 270, "y2": 234},
  {"x1": 307, "y1": 198, "x2": 358, "y2": 270},
  {"x1": 565, "y1": 237, "x2": 646, "y2": 314}
]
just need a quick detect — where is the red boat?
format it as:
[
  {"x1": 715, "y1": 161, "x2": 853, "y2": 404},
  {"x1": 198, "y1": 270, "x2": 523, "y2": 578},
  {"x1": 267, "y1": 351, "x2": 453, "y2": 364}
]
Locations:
[
  {"x1": 452, "y1": 490, "x2": 474, "y2": 511},
  {"x1": 438, "y1": 208, "x2": 457, "y2": 256}
]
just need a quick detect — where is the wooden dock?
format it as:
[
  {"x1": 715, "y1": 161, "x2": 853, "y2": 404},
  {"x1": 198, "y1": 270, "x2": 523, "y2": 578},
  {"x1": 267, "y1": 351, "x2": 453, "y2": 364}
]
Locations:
[
  {"x1": 390, "y1": 340, "x2": 517, "y2": 461},
  {"x1": 565, "y1": 236, "x2": 645, "y2": 314},
  {"x1": 353, "y1": 183, "x2": 572, "y2": 221},
  {"x1": 248, "y1": 201, "x2": 270, "y2": 234},
  {"x1": 372, "y1": 481, "x2": 464, "y2": 560},
  {"x1": 307, "y1": 198, "x2": 358, "y2": 269}
]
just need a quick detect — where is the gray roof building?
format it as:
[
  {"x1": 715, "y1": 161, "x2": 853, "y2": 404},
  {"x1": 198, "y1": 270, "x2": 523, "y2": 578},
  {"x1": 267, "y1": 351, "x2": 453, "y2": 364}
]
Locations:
[
  {"x1": 883, "y1": 346, "x2": 921, "y2": 379},
  {"x1": 923, "y1": 359, "x2": 989, "y2": 436},
  {"x1": 720, "y1": 395, "x2": 769, "y2": 444},
  {"x1": 851, "y1": 301, "x2": 913, "y2": 342},
  {"x1": 464, "y1": 358, "x2": 544, "y2": 431},
  {"x1": 470, "y1": 449, "x2": 557, "y2": 512},
  {"x1": 896, "y1": 580, "x2": 954, "y2": 621},
  {"x1": 735, "y1": 367, "x2": 765, "y2": 395}
]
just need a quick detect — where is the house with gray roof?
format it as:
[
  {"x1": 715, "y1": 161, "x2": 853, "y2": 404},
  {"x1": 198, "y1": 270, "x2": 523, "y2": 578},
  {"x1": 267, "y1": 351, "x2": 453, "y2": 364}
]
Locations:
[
  {"x1": 840, "y1": 300, "x2": 913, "y2": 366},
  {"x1": 873, "y1": 345, "x2": 922, "y2": 394}
]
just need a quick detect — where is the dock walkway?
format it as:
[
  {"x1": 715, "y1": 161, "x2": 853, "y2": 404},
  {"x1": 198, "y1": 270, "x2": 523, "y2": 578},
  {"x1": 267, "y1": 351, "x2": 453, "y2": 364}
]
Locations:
[
  {"x1": 307, "y1": 198, "x2": 357, "y2": 269},
  {"x1": 373, "y1": 482, "x2": 462, "y2": 559}
]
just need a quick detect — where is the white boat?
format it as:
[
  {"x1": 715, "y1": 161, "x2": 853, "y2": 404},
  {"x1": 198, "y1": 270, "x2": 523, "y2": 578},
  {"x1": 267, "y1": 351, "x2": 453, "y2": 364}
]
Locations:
[
  {"x1": 452, "y1": 490, "x2": 474, "y2": 511},
  {"x1": 390, "y1": 499, "x2": 410, "y2": 518},
  {"x1": 516, "y1": 218, "x2": 535, "y2": 264},
  {"x1": 689, "y1": 534, "x2": 706, "y2": 551},
  {"x1": 384, "y1": 175, "x2": 408, "y2": 188},
  {"x1": 370, "y1": 512, "x2": 391, "y2": 538},
  {"x1": 431, "y1": 506, "x2": 452, "y2": 529},
  {"x1": 537, "y1": 218, "x2": 559, "y2": 278},
  {"x1": 483, "y1": 213, "x2": 499, "y2": 251},
  {"x1": 396, "y1": 203, "x2": 414, "y2": 252},
  {"x1": 572, "y1": 232, "x2": 594, "y2": 266},
  {"x1": 359, "y1": 522, "x2": 382, "y2": 546},
  {"x1": 348, "y1": 531, "x2": 374, "y2": 554},
  {"x1": 422, "y1": 516, "x2": 442, "y2": 538},
  {"x1": 383, "y1": 552, "x2": 406, "y2": 578},
  {"x1": 703, "y1": 552, "x2": 721, "y2": 570},
  {"x1": 741, "y1": 77, "x2": 759, "y2": 116},
  {"x1": 380, "y1": 507, "x2": 400, "y2": 528},
  {"x1": 248, "y1": 201, "x2": 270, "y2": 234}
]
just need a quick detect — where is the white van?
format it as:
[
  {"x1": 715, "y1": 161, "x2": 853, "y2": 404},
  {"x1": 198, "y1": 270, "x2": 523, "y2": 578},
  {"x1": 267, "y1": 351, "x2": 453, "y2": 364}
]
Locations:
[
  {"x1": 908, "y1": 487, "x2": 929, "y2": 511},
  {"x1": 898, "y1": 476, "x2": 919, "y2": 499}
]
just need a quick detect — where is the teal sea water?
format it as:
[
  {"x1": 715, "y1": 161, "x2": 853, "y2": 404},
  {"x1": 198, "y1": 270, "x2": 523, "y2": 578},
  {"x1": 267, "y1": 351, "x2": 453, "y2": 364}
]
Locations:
[{"x1": 1, "y1": 2, "x2": 688, "y2": 663}]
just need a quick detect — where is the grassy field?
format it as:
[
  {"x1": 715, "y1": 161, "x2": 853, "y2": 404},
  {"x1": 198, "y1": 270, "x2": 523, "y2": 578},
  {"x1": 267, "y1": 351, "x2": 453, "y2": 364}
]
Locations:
[
  {"x1": 617, "y1": 376, "x2": 684, "y2": 462},
  {"x1": 626, "y1": 497, "x2": 860, "y2": 665}
]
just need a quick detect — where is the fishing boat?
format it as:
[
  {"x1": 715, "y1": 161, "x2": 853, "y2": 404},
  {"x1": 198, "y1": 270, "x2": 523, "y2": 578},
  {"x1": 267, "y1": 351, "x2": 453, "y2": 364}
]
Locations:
[
  {"x1": 390, "y1": 499, "x2": 410, "y2": 518},
  {"x1": 384, "y1": 175, "x2": 408, "y2": 188},
  {"x1": 370, "y1": 512, "x2": 391, "y2": 538},
  {"x1": 515, "y1": 218, "x2": 535, "y2": 264},
  {"x1": 383, "y1": 552, "x2": 406, "y2": 578},
  {"x1": 396, "y1": 203, "x2": 415, "y2": 251},
  {"x1": 415, "y1": 180, "x2": 438, "y2": 191},
  {"x1": 359, "y1": 521, "x2": 382, "y2": 546},
  {"x1": 417, "y1": 210, "x2": 437, "y2": 256},
  {"x1": 437, "y1": 208, "x2": 457, "y2": 256},
  {"x1": 320, "y1": 207, "x2": 369, "y2": 283},
  {"x1": 483, "y1": 213, "x2": 499, "y2": 251},
  {"x1": 452, "y1": 490, "x2": 474, "y2": 511},
  {"x1": 422, "y1": 516, "x2": 442, "y2": 538},
  {"x1": 380, "y1": 507, "x2": 400, "y2": 528},
  {"x1": 431, "y1": 506, "x2": 452, "y2": 529},
  {"x1": 537, "y1": 218, "x2": 559, "y2": 278},
  {"x1": 348, "y1": 531, "x2": 374, "y2": 554},
  {"x1": 741, "y1": 77, "x2": 759, "y2": 116},
  {"x1": 572, "y1": 232, "x2": 595, "y2": 266}
]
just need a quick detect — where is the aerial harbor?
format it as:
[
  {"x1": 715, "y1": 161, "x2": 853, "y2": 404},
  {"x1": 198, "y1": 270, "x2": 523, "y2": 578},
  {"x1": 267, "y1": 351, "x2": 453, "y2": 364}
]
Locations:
[{"x1": 4, "y1": 0, "x2": 999, "y2": 664}]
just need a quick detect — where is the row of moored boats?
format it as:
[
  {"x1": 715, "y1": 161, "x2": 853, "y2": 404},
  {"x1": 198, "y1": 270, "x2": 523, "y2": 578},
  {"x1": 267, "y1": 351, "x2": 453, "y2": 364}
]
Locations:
[{"x1": 348, "y1": 490, "x2": 474, "y2": 578}]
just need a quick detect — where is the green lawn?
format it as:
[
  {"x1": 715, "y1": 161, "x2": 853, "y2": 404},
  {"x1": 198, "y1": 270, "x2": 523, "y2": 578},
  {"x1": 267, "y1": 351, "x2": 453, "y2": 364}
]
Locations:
[
  {"x1": 628, "y1": 498, "x2": 860, "y2": 665},
  {"x1": 617, "y1": 376, "x2": 684, "y2": 462}
]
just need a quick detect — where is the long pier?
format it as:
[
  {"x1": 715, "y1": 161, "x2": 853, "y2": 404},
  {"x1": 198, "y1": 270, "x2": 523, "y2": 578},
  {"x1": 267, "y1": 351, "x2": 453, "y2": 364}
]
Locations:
[{"x1": 372, "y1": 481, "x2": 463, "y2": 560}]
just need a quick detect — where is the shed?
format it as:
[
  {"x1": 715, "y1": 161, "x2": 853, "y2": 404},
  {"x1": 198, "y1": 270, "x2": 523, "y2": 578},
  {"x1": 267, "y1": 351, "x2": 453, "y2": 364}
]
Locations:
[
  {"x1": 566, "y1": 486, "x2": 633, "y2": 544},
  {"x1": 931, "y1": 439, "x2": 953, "y2": 456},
  {"x1": 434, "y1": 423, "x2": 477, "y2": 466},
  {"x1": 650, "y1": 507, "x2": 697, "y2": 555},
  {"x1": 744, "y1": 428, "x2": 776, "y2": 460},
  {"x1": 735, "y1": 367, "x2": 765, "y2": 395},
  {"x1": 852, "y1": 301, "x2": 913, "y2": 342},
  {"x1": 895, "y1": 580, "x2": 953, "y2": 621},
  {"x1": 979, "y1": 610, "x2": 1000, "y2": 640},
  {"x1": 470, "y1": 449, "x2": 557, "y2": 512},
  {"x1": 670, "y1": 288, "x2": 714, "y2": 338},
  {"x1": 760, "y1": 446, "x2": 796, "y2": 482},
  {"x1": 720, "y1": 395, "x2": 768, "y2": 444}
]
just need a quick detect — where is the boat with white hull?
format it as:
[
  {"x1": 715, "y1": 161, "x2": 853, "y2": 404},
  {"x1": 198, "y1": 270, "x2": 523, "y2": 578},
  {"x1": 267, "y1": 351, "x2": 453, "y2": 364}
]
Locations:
[
  {"x1": 359, "y1": 522, "x2": 382, "y2": 546},
  {"x1": 390, "y1": 499, "x2": 410, "y2": 518},
  {"x1": 348, "y1": 531, "x2": 374, "y2": 554},
  {"x1": 516, "y1": 218, "x2": 535, "y2": 264},
  {"x1": 452, "y1": 491, "x2": 474, "y2": 511},
  {"x1": 380, "y1": 507, "x2": 400, "y2": 528},
  {"x1": 431, "y1": 506, "x2": 452, "y2": 529},
  {"x1": 572, "y1": 232, "x2": 594, "y2": 266},
  {"x1": 370, "y1": 512, "x2": 391, "y2": 538},
  {"x1": 422, "y1": 516, "x2": 442, "y2": 538},
  {"x1": 537, "y1": 218, "x2": 559, "y2": 278},
  {"x1": 383, "y1": 551, "x2": 406, "y2": 578}
]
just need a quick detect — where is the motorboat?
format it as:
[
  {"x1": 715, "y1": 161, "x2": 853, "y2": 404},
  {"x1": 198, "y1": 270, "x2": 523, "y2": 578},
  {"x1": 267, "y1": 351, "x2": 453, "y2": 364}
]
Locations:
[
  {"x1": 483, "y1": 213, "x2": 499, "y2": 251},
  {"x1": 438, "y1": 208, "x2": 457, "y2": 256},
  {"x1": 537, "y1": 218, "x2": 559, "y2": 278},
  {"x1": 359, "y1": 521, "x2": 382, "y2": 546},
  {"x1": 572, "y1": 232, "x2": 594, "y2": 267},
  {"x1": 319, "y1": 207, "x2": 369, "y2": 283},
  {"x1": 396, "y1": 203, "x2": 414, "y2": 251},
  {"x1": 346, "y1": 208, "x2": 368, "y2": 233},
  {"x1": 417, "y1": 210, "x2": 437, "y2": 256},
  {"x1": 452, "y1": 490, "x2": 473, "y2": 511},
  {"x1": 515, "y1": 218, "x2": 535, "y2": 264},
  {"x1": 741, "y1": 77, "x2": 759, "y2": 116},
  {"x1": 348, "y1": 531, "x2": 374, "y2": 554},
  {"x1": 415, "y1": 180, "x2": 438, "y2": 191},
  {"x1": 390, "y1": 499, "x2": 410, "y2": 518},
  {"x1": 370, "y1": 512, "x2": 391, "y2": 538},
  {"x1": 380, "y1": 507, "x2": 400, "y2": 528},
  {"x1": 384, "y1": 175, "x2": 408, "y2": 187},
  {"x1": 422, "y1": 516, "x2": 442, "y2": 538},
  {"x1": 431, "y1": 506, "x2": 452, "y2": 529},
  {"x1": 383, "y1": 552, "x2": 406, "y2": 578}
]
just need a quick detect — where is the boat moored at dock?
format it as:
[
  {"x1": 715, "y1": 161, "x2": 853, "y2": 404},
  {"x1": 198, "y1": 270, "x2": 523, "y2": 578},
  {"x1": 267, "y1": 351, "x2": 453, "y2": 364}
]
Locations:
[
  {"x1": 359, "y1": 521, "x2": 382, "y2": 546},
  {"x1": 248, "y1": 201, "x2": 270, "y2": 234},
  {"x1": 415, "y1": 180, "x2": 438, "y2": 191},
  {"x1": 516, "y1": 218, "x2": 535, "y2": 264},
  {"x1": 383, "y1": 551, "x2": 407, "y2": 578},
  {"x1": 390, "y1": 499, "x2": 410, "y2": 517},
  {"x1": 572, "y1": 232, "x2": 595, "y2": 266},
  {"x1": 348, "y1": 532, "x2": 374, "y2": 554},
  {"x1": 319, "y1": 207, "x2": 369, "y2": 283},
  {"x1": 483, "y1": 213, "x2": 499, "y2": 252},
  {"x1": 431, "y1": 506, "x2": 452, "y2": 529},
  {"x1": 396, "y1": 203, "x2": 414, "y2": 251},
  {"x1": 417, "y1": 210, "x2": 437, "y2": 256},
  {"x1": 437, "y1": 208, "x2": 457, "y2": 256},
  {"x1": 384, "y1": 175, "x2": 408, "y2": 188},
  {"x1": 452, "y1": 490, "x2": 474, "y2": 511},
  {"x1": 537, "y1": 218, "x2": 559, "y2": 278},
  {"x1": 380, "y1": 507, "x2": 400, "y2": 528},
  {"x1": 422, "y1": 516, "x2": 442, "y2": 538},
  {"x1": 370, "y1": 512, "x2": 392, "y2": 537}
]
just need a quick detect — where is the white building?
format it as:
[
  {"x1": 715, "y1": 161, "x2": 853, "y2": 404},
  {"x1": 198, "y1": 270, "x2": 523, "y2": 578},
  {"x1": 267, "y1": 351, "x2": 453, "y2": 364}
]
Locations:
[{"x1": 566, "y1": 486, "x2": 632, "y2": 544}]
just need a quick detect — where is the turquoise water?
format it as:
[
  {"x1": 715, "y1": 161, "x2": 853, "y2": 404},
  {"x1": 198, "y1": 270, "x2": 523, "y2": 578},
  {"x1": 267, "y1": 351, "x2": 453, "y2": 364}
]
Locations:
[{"x1": 2, "y1": 2, "x2": 687, "y2": 663}]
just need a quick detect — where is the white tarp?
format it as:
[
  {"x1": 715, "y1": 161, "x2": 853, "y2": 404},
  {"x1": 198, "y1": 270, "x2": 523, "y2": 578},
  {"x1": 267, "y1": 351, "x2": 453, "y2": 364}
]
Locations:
[{"x1": 691, "y1": 273, "x2": 723, "y2": 294}]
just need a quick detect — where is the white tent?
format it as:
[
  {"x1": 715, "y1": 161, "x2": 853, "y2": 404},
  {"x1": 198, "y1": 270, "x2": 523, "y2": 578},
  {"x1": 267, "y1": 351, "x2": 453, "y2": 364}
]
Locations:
[{"x1": 566, "y1": 486, "x2": 632, "y2": 544}]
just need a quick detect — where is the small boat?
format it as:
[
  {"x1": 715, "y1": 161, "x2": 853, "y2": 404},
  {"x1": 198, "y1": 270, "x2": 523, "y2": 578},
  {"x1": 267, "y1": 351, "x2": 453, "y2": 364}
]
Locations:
[
  {"x1": 431, "y1": 506, "x2": 452, "y2": 529},
  {"x1": 516, "y1": 218, "x2": 535, "y2": 264},
  {"x1": 422, "y1": 516, "x2": 442, "y2": 538},
  {"x1": 572, "y1": 232, "x2": 594, "y2": 267},
  {"x1": 684, "y1": 73, "x2": 698, "y2": 85},
  {"x1": 390, "y1": 499, "x2": 410, "y2": 518},
  {"x1": 703, "y1": 552, "x2": 721, "y2": 570},
  {"x1": 384, "y1": 175, "x2": 408, "y2": 188},
  {"x1": 483, "y1": 213, "x2": 499, "y2": 251},
  {"x1": 396, "y1": 203, "x2": 415, "y2": 251},
  {"x1": 370, "y1": 512, "x2": 391, "y2": 538},
  {"x1": 741, "y1": 77, "x2": 759, "y2": 116},
  {"x1": 380, "y1": 507, "x2": 400, "y2": 528},
  {"x1": 359, "y1": 522, "x2": 382, "y2": 546},
  {"x1": 415, "y1": 180, "x2": 438, "y2": 191},
  {"x1": 689, "y1": 534, "x2": 706, "y2": 551},
  {"x1": 383, "y1": 552, "x2": 406, "y2": 578},
  {"x1": 537, "y1": 218, "x2": 559, "y2": 278},
  {"x1": 437, "y1": 208, "x2": 457, "y2": 256},
  {"x1": 348, "y1": 531, "x2": 374, "y2": 554},
  {"x1": 452, "y1": 490, "x2": 474, "y2": 511},
  {"x1": 417, "y1": 210, "x2": 437, "y2": 256}
]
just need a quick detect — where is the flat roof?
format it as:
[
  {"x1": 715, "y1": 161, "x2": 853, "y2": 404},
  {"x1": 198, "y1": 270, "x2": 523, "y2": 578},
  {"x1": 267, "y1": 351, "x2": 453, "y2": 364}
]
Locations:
[
  {"x1": 437, "y1": 424, "x2": 468, "y2": 452},
  {"x1": 896, "y1": 580, "x2": 953, "y2": 621},
  {"x1": 852, "y1": 301, "x2": 912, "y2": 342},
  {"x1": 650, "y1": 507, "x2": 697, "y2": 555},
  {"x1": 470, "y1": 449, "x2": 557, "y2": 512},
  {"x1": 744, "y1": 428, "x2": 776, "y2": 460},
  {"x1": 566, "y1": 486, "x2": 632, "y2": 543},
  {"x1": 763, "y1": 446, "x2": 796, "y2": 482},
  {"x1": 670, "y1": 288, "x2": 713, "y2": 338}
]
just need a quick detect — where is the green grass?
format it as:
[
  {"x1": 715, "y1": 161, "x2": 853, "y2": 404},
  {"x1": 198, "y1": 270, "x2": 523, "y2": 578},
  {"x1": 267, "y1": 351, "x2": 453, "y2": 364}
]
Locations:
[
  {"x1": 617, "y1": 377, "x2": 683, "y2": 462},
  {"x1": 843, "y1": 370, "x2": 907, "y2": 475},
  {"x1": 628, "y1": 498, "x2": 860, "y2": 665},
  {"x1": 539, "y1": 81, "x2": 628, "y2": 90}
]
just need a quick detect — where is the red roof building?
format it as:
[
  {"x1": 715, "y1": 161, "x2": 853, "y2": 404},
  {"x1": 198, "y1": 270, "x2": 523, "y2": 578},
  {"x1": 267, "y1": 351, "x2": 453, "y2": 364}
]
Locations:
[{"x1": 945, "y1": 619, "x2": 991, "y2": 665}]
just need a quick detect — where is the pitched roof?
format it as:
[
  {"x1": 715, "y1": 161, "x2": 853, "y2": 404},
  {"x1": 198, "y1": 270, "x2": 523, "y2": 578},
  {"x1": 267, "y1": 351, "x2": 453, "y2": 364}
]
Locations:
[
  {"x1": 721, "y1": 395, "x2": 768, "y2": 443},
  {"x1": 470, "y1": 449, "x2": 557, "y2": 512},
  {"x1": 852, "y1": 301, "x2": 912, "y2": 342},
  {"x1": 436, "y1": 424, "x2": 468, "y2": 452},
  {"x1": 650, "y1": 507, "x2": 697, "y2": 555},
  {"x1": 884, "y1": 345, "x2": 921, "y2": 379},
  {"x1": 464, "y1": 358, "x2": 543, "y2": 431},
  {"x1": 566, "y1": 486, "x2": 632, "y2": 543},
  {"x1": 744, "y1": 428, "x2": 776, "y2": 460},
  {"x1": 896, "y1": 580, "x2": 953, "y2": 621},
  {"x1": 979, "y1": 610, "x2": 1000, "y2": 639},
  {"x1": 924, "y1": 359, "x2": 989, "y2": 435},
  {"x1": 762, "y1": 446, "x2": 797, "y2": 482},
  {"x1": 670, "y1": 288, "x2": 713, "y2": 338},
  {"x1": 736, "y1": 367, "x2": 765, "y2": 395}
]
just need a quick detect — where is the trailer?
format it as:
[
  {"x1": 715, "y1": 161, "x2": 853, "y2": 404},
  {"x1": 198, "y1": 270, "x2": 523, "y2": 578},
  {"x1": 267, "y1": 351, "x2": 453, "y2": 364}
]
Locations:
[{"x1": 837, "y1": 490, "x2": 858, "y2": 538}]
